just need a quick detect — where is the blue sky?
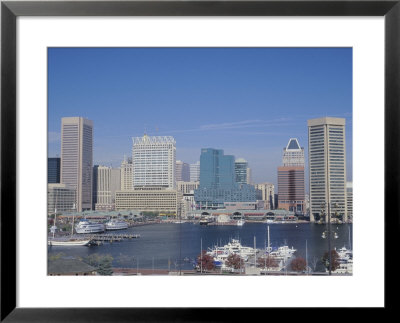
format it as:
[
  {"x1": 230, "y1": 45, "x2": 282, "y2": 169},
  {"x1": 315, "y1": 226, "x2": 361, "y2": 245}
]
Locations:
[{"x1": 48, "y1": 47, "x2": 352, "y2": 187}]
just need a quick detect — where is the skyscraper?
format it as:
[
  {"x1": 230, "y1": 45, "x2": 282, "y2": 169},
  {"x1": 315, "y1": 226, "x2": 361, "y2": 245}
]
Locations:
[
  {"x1": 93, "y1": 165, "x2": 121, "y2": 210},
  {"x1": 176, "y1": 160, "x2": 190, "y2": 182},
  {"x1": 60, "y1": 117, "x2": 93, "y2": 212},
  {"x1": 48, "y1": 157, "x2": 61, "y2": 183},
  {"x1": 308, "y1": 117, "x2": 347, "y2": 222},
  {"x1": 190, "y1": 161, "x2": 200, "y2": 182},
  {"x1": 234, "y1": 158, "x2": 248, "y2": 185},
  {"x1": 132, "y1": 135, "x2": 176, "y2": 189},
  {"x1": 278, "y1": 138, "x2": 305, "y2": 213},
  {"x1": 120, "y1": 156, "x2": 133, "y2": 190},
  {"x1": 255, "y1": 183, "x2": 275, "y2": 209},
  {"x1": 283, "y1": 138, "x2": 305, "y2": 166},
  {"x1": 194, "y1": 148, "x2": 256, "y2": 209}
]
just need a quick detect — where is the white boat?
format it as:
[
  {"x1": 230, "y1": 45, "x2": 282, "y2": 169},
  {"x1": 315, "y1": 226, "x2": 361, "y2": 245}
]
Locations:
[
  {"x1": 331, "y1": 246, "x2": 353, "y2": 274},
  {"x1": 105, "y1": 219, "x2": 129, "y2": 231},
  {"x1": 263, "y1": 226, "x2": 296, "y2": 270},
  {"x1": 48, "y1": 238, "x2": 91, "y2": 246},
  {"x1": 75, "y1": 219, "x2": 105, "y2": 234},
  {"x1": 236, "y1": 219, "x2": 245, "y2": 226},
  {"x1": 207, "y1": 238, "x2": 258, "y2": 263}
]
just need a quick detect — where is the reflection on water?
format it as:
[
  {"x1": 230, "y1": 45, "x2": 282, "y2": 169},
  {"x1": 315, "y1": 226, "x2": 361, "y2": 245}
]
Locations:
[{"x1": 48, "y1": 222, "x2": 352, "y2": 272}]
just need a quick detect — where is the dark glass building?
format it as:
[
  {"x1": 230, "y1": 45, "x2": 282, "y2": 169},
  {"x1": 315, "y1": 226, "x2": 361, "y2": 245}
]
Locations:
[
  {"x1": 48, "y1": 157, "x2": 60, "y2": 183},
  {"x1": 194, "y1": 148, "x2": 256, "y2": 209}
]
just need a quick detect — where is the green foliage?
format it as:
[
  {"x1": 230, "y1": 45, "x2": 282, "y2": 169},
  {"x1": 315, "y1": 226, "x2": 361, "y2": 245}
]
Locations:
[
  {"x1": 48, "y1": 252, "x2": 65, "y2": 261},
  {"x1": 82, "y1": 253, "x2": 114, "y2": 275}
]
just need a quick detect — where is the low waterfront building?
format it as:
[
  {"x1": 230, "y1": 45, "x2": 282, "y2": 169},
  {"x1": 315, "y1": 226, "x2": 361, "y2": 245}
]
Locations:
[
  {"x1": 177, "y1": 181, "x2": 199, "y2": 195},
  {"x1": 186, "y1": 208, "x2": 295, "y2": 221},
  {"x1": 224, "y1": 202, "x2": 257, "y2": 210},
  {"x1": 47, "y1": 183, "x2": 76, "y2": 215},
  {"x1": 115, "y1": 189, "x2": 181, "y2": 214}
]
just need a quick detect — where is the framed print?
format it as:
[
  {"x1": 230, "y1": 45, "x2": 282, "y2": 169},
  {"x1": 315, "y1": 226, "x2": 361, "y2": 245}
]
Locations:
[{"x1": 1, "y1": 0, "x2": 398, "y2": 321}]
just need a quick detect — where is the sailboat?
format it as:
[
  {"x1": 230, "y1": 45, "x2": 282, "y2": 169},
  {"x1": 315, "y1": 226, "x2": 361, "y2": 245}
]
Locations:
[{"x1": 48, "y1": 204, "x2": 91, "y2": 246}]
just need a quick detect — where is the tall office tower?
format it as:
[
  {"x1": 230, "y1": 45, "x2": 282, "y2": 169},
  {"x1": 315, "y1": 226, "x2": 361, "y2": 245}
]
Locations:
[
  {"x1": 194, "y1": 148, "x2": 256, "y2": 209},
  {"x1": 278, "y1": 138, "x2": 305, "y2": 214},
  {"x1": 308, "y1": 117, "x2": 347, "y2": 222},
  {"x1": 48, "y1": 157, "x2": 61, "y2": 183},
  {"x1": 246, "y1": 167, "x2": 252, "y2": 185},
  {"x1": 283, "y1": 138, "x2": 305, "y2": 166},
  {"x1": 176, "y1": 160, "x2": 190, "y2": 182},
  {"x1": 346, "y1": 182, "x2": 353, "y2": 222},
  {"x1": 120, "y1": 156, "x2": 133, "y2": 190},
  {"x1": 93, "y1": 165, "x2": 121, "y2": 210},
  {"x1": 60, "y1": 117, "x2": 93, "y2": 212},
  {"x1": 92, "y1": 165, "x2": 99, "y2": 209},
  {"x1": 234, "y1": 158, "x2": 248, "y2": 185},
  {"x1": 132, "y1": 135, "x2": 176, "y2": 189},
  {"x1": 190, "y1": 161, "x2": 200, "y2": 182},
  {"x1": 255, "y1": 183, "x2": 275, "y2": 209}
]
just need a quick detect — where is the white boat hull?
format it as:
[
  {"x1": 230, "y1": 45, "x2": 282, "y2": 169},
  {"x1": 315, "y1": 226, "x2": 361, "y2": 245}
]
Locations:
[
  {"x1": 48, "y1": 239, "x2": 90, "y2": 246},
  {"x1": 105, "y1": 225, "x2": 129, "y2": 231}
]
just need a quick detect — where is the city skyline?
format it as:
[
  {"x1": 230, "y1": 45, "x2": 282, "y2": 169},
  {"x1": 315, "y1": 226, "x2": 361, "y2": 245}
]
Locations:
[{"x1": 48, "y1": 48, "x2": 352, "y2": 186}]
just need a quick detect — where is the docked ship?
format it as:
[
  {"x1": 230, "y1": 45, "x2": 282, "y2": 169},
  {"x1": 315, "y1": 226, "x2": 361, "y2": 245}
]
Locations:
[
  {"x1": 331, "y1": 246, "x2": 353, "y2": 274},
  {"x1": 207, "y1": 238, "x2": 259, "y2": 263},
  {"x1": 236, "y1": 219, "x2": 245, "y2": 226},
  {"x1": 75, "y1": 219, "x2": 105, "y2": 234},
  {"x1": 105, "y1": 219, "x2": 129, "y2": 231},
  {"x1": 48, "y1": 237, "x2": 91, "y2": 246}
]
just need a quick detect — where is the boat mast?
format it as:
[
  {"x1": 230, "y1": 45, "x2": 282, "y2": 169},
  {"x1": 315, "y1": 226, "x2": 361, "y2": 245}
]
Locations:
[
  {"x1": 70, "y1": 203, "x2": 76, "y2": 236},
  {"x1": 254, "y1": 236, "x2": 257, "y2": 267},
  {"x1": 349, "y1": 226, "x2": 351, "y2": 250},
  {"x1": 306, "y1": 239, "x2": 308, "y2": 275},
  {"x1": 267, "y1": 225, "x2": 271, "y2": 253}
]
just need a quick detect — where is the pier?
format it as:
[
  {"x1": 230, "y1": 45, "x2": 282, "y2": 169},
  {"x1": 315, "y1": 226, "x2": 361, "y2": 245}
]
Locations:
[{"x1": 74, "y1": 233, "x2": 140, "y2": 243}]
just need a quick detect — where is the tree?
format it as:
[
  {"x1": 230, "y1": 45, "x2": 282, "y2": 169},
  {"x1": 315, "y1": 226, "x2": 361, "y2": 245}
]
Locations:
[
  {"x1": 257, "y1": 256, "x2": 279, "y2": 269},
  {"x1": 225, "y1": 254, "x2": 244, "y2": 270},
  {"x1": 82, "y1": 253, "x2": 114, "y2": 275},
  {"x1": 322, "y1": 250, "x2": 340, "y2": 272},
  {"x1": 196, "y1": 251, "x2": 215, "y2": 272},
  {"x1": 290, "y1": 257, "x2": 307, "y2": 272}
]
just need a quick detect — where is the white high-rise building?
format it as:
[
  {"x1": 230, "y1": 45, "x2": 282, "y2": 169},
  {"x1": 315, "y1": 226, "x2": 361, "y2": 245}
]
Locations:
[
  {"x1": 132, "y1": 135, "x2": 176, "y2": 189},
  {"x1": 246, "y1": 167, "x2": 252, "y2": 185},
  {"x1": 60, "y1": 117, "x2": 93, "y2": 212},
  {"x1": 283, "y1": 138, "x2": 305, "y2": 166},
  {"x1": 120, "y1": 156, "x2": 133, "y2": 190},
  {"x1": 308, "y1": 117, "x2": 347, "y2": 222},
  {"x1": 190, "y1": 161, "x2": 200, "y2": 182}
]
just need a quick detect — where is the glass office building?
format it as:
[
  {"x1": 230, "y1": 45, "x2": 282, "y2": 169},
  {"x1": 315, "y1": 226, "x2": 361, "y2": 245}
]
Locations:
[
  {"x1": 194, "y1": 148, "x2": 256, "y2": 209},
  {"x1": 48, "y1": 157, "x2": 60, "y2": 183}
]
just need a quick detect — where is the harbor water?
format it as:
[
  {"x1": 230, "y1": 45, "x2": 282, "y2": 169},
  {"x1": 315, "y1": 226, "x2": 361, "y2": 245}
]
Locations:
[{"x1": 48, "y1": 222, "x2": 353, "y2": 272}]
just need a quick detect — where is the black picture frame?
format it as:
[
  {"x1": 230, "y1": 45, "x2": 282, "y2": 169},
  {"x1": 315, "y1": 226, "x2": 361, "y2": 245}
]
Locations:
[{"x1": 1, "y1": 0, "x2": 397, "y2": 321}]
